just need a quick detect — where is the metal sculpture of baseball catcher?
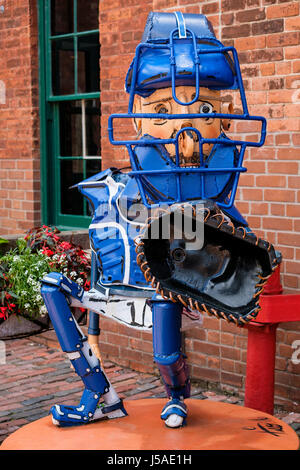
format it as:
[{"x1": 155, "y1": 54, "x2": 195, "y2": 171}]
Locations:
[{"x1": 41, "y1": 12, "x2": 280, "y2": 429}]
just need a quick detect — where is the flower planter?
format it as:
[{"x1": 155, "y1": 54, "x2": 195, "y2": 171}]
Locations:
[
  {"x1": 0, "y1": 226, "x2": 89, "y2": 340},
  {"x1": 0, "y1": 308, "x2": 86, "y2": 340},
  {"x1": 0, "y1": 314, "x2": 46, "y2": 340}
]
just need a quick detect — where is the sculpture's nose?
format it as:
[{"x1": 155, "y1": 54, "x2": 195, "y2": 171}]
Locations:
[{"x1": 178, "y1": 122, "x2": 196, "y2": 161}]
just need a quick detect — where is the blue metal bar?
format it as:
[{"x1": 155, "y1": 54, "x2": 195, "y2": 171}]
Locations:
[
  {"x1": 88, "y1": 312, "x2": 100, "y2": 336},
  {"x1": 129, "y1": 167, "x2": 246, "y2": 175},
  {"x1": 231, "y1": 47, "x2": 249, "y2": 116},
  {"x1": 170, "y1": 28, "x2": 200, "y2": 106},
  {"x1": 108, "y1": 113, "x2": 267, "y2": 147},
  {"x1": 218, "y1": 144, "x2": 247, "y2": 208},
  {"x1": 110, "y1": 112, "x2": 265, "y2": 122}
]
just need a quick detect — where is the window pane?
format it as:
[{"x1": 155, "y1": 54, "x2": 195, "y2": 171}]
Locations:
[
  {"x1": 78, "y1": 34, "x2": 100, "y2": 93},
  {"x1": 86, "y1": 99, "x2": 100, "y2": 156},
  {"x1": 60, "y1": 160, "x2": 84, "y2": 215},
  {"x1": 51, "y1": 0, "x2": 74, "y2": 36},
  {"x1": 86, "y1": 158, "x2": 101, "y2": 179},
  {"x1": 77, "y1": 0, "x2": 99, "y2": 32},
  {"x1": 52, "y1": 38, "x2": 75, "y2": 95},
  {"x1": 59, "y1": 101, "x2": 82, "y2": 156}
]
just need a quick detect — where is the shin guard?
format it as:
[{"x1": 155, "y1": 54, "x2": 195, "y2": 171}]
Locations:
[
  {"x1": 41, "y1": 273, "x2": 127, "y2": 426},
  {"x1": 151, "y1": 297, "x2": 191, "y2": 400}
]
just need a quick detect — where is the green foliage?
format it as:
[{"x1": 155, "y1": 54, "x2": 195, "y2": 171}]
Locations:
[
  {"x1": 0, "y1": 238, "x2": 51, "y2": 319},
  {"x1": 0, "y1": 226, "x2": 90, "y2": 321}
]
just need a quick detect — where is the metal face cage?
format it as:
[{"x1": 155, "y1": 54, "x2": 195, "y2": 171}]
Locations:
[{"x1": 108, "y1": 13, "x2": 266, "y2": 209}]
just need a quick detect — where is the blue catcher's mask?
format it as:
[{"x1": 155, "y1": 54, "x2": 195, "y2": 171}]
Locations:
[{"x1": 108, "y1": 11, "x2": 266, "y2": 209}]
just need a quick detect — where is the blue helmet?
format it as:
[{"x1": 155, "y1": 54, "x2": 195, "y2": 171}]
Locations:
[
  {"x1": 125, "y1": 12, "x2": 238, "y2": 99},
  {"x1": 108, "y1": 11, "x2": 266, "y2": 213}
]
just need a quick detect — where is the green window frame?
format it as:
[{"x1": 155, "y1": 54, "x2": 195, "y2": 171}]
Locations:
[{"x1": 38, "y1": 0, "x2": 101, "y2": 230}]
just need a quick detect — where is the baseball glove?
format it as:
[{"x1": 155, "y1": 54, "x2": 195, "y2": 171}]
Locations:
[{"x1": 135, "y1": 201, "x2": 280, "y2": 326}]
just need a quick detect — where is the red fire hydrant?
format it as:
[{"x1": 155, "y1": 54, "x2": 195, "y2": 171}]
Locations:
[{"x1": 244, "y1": 265, "x2": 300, "y2": 415}]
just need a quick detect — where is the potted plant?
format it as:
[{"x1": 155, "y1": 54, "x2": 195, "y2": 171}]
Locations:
[{"x1": 0, "y1": 226, "x2": 90, "y2": 339}]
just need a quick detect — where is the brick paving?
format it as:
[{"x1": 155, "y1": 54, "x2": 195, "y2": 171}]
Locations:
[{"x1": 0, "y1": 334, "x2": 299, "y2": 447}]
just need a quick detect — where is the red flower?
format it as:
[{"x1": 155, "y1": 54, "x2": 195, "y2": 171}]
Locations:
[
  {"x1": 42, "y1": 247, "x2": 54, "y2": 256},
  {"x1": 59, "y1": 241, "x2": 72, "y2": 250},
  {"x1": 0, "y1": 307, "x2": 8, "y2": 319}
]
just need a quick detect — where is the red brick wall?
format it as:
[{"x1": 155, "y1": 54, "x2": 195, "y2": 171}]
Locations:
[
  {"x1": 0, "y1": 0, "x2": 41, "y2": 235},
  {"x1": 99, "y1": 0, "x2": 300, "y2": 410}
]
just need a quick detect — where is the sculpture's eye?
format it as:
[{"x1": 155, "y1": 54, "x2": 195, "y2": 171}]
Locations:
[
  {"x1": 199, "y1": 102, "x2": 214, "y2": 115},
  {"x1": 155, "y1": 103, "x2": 169, "y2": 114},
  {"x1": 153, "y1": 102, "x2": 171, "y2": 124}
]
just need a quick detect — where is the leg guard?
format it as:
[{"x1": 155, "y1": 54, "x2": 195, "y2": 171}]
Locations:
[
  {"x1": 41, "y1": 273, "x2": 127, "y2": 427},
  {"x1": 151, "y1": 297, "x2": 191, "y2": 400},
  {"x1": 151, "y1": 297, "x2": 190, "y2": 427},
  {"x1": 155, "y1": 354, "x2": 191, "y2": 400}
]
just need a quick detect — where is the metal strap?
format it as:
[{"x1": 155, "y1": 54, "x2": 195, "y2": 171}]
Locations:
[{"x1": 174, "y1": 11, "x2": 186, "y2": 38}]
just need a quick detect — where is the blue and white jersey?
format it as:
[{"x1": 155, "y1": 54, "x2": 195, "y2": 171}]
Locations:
[{"x1": 77, "y1": 168, "x2": 151, "y2": 290}]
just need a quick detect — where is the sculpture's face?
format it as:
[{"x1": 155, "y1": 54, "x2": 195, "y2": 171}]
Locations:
[{"x1": 134, "y1": 86, "x2": 232, "y2": 167}]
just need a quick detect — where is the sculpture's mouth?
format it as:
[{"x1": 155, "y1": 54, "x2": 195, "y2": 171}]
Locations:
[{"x1": 170, "y1": 152, "x2": 206, "y2": 168}]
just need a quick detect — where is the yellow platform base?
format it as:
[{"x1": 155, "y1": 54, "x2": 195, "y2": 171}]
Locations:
[{"x1": 1, "y1": 399, "x2": 299, "y2": 451}]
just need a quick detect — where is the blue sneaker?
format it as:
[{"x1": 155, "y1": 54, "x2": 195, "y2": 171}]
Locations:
[
  {"x1": 50, "y1": 389, "x2": 127, "y2": 427},
  {"x1": 160, "y1": 398, "x2": 187, "y2": 428}
]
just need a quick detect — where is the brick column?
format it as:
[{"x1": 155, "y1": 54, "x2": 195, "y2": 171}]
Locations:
[{"x1": 0, "y1": 0, "x2": 40, "y2": 235}]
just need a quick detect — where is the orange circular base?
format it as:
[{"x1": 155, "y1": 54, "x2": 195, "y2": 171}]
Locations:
[{"x1": 1, "y1": 399, "x2": 299, "y2": 450}]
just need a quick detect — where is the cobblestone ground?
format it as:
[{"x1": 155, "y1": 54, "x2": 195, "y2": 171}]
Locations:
[{"x1": 0, "y1": 337, "x2": 299, "y2": 446}]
